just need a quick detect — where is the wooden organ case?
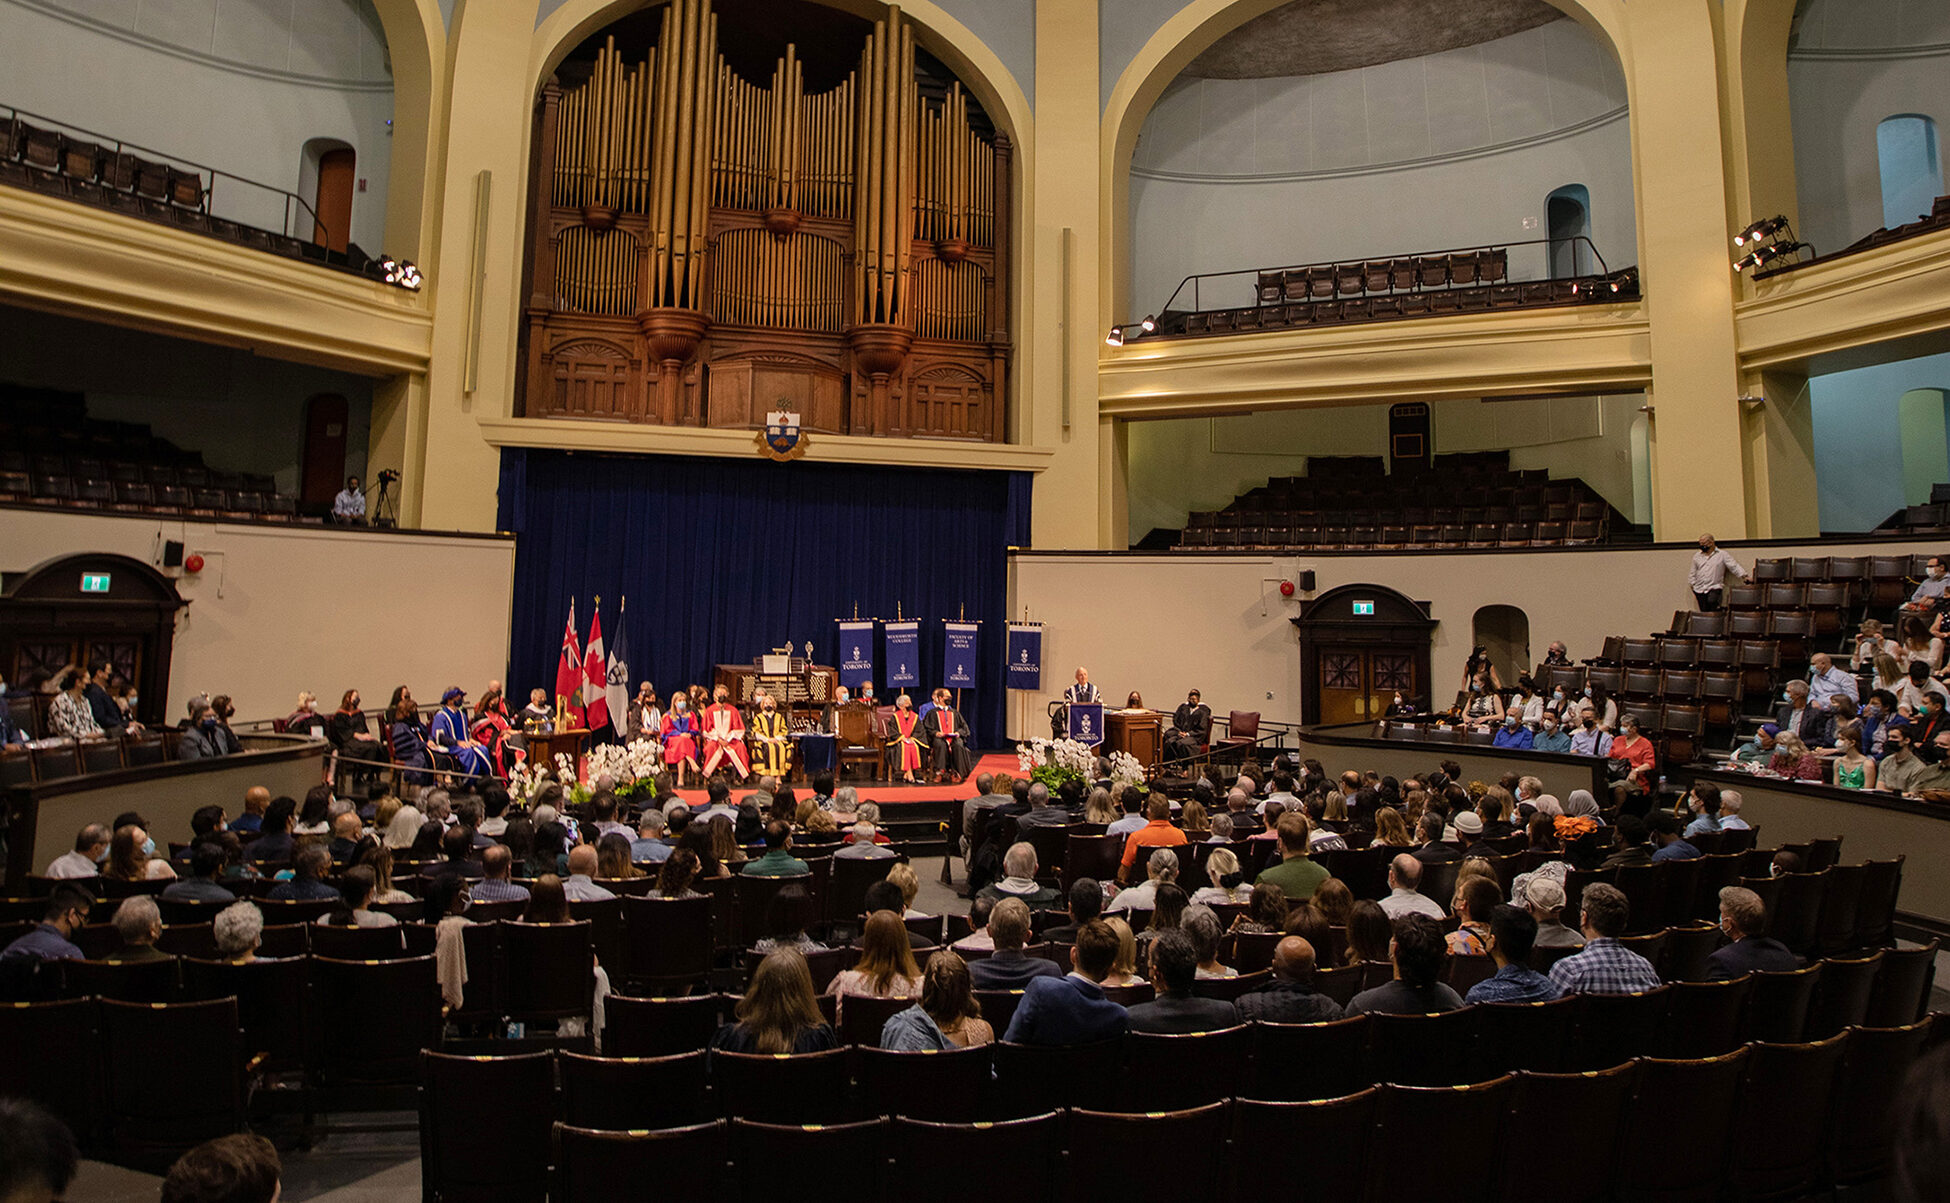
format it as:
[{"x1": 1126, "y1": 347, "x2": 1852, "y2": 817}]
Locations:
[{"x1": 522, "y1": 0, "x2": 1011, "y2": 443}]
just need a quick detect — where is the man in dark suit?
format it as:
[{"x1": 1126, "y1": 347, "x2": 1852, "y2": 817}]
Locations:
[
  {"x1": 1706, "y1": 885, "x2": 1800, "y2": 980},
  {"x1": 1774, "y1": 681, "x2": 1835, "y2": 749},
  {"x1": 1002, "y1": 920, "x2": 1131, "y2": 1046},
  {"x1": 1410, "y1": 813, "x2": 1460, "y2": 865},
  {"x1": 1235, "y1": 936, "x2": 1343, "y2": 1024},
  {"x1": 969, "y1": 898, "x2": 1065, "y2": 991},
  {"x1": 1040, "y1": 878, "x2": 1104, "y2": 946},
  {"x1": 1127, "y1": 931, "x2": 1240, "y2": 1034}
]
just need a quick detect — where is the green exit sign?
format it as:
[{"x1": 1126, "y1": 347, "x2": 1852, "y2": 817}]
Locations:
[
  {"x1": 80, "y1": 573, "x2": 111, "y2": 593},
  {"x1": 1352, "y1": 600, "x2": 1375, "y2": 616}
]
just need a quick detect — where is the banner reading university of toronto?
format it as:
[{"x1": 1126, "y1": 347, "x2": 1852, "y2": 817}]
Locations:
[
  {"x1": 1006, "y1": 623, "x2": 1042, "y2": 690},
  {"x1": 883, "y1": 622, "x2": 920, "y2": 688},
  {"x1": 1068, "y1": 702, "x2": 1105, "y2": 747},
  {"x1": 943, "y1": 622, "x2": 978, "y2": 688},
  {"x1": 836, "y1": 621, "x2": 875, "y2": 690}
]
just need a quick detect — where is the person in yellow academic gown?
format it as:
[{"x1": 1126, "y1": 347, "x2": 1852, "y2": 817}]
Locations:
[{"x1": 748, "y1": 692, "x2": 791, "y2": 777}]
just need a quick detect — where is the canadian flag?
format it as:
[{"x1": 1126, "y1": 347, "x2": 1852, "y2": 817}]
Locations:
[
  {"x1": 554, "y1": 600, "x2": 582, "y2": 705},
  {"x1": 583, "y1": 605, "x2": 611, "y2": 734}
]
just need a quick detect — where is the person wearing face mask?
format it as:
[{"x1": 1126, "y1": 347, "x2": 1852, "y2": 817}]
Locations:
[
  {"x1": 1384, "y1": 692, "x2": 1417, "y2": 719},
  {"x1": 659, "y1": 693, "x2": 702, "y2": 786},
  {"x1": 1492, "y1": 712, "x2": 1534, "y2": 750},
  {"x1": 1877, "y1": 723, "x2": 1929, "y2": 794},
  {"x1": 1902, "y1": 554, "x2": 1950, "y2": 621},
  {"x1": 179, "y1": 703, "x2": 235, "y2": 759},
  {"x1": 1805, "y1": 653, "x2": 1859, "y2": 712},
  {"x1": 1688, "y1": 533, "x2": 1748, "y2": 612},
  {"x1": 1462, "y1": 672, "x2": 1504, "y2": 730},
  {"x1": 1532, "y1": 712, "x2": 1573, "y2": 753},
  {"x1": 1568, "y1": 707, "x2": 1613, "y2": 757},
  {"x1": 1543, "y1": 683, "x2": 1574, "y2": 721},
  {"x1": 1509, "y1": 677, "x2": 1545, "y2": 725},
  {"x1": 1773, "y1": 680, "x2": 1834, "y2": 749},
  {"x1": 749, "y1": 691, "x2": 792, "y2": 777},
  {"x1": 1730, "y1": 723, "x2": 1778, "y2": 766},
  {"x1": 1704, "y1": 887, "x2": 1799, "y2": 980}
]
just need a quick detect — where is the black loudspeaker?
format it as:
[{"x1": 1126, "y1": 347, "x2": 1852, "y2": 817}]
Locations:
[
  {"x1": 1298, "y1": 570, "x2": 1317, "y2": 592},
  {"x1": 162, "y1": 540, "x2": 184, "y2": 568},
  {"x1": 1389, "y1": 401, "x2": 1431, "y2": 473}
]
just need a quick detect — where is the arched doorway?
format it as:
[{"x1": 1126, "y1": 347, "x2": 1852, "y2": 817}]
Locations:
[
  {"x1": 1292, "y1": 585, "x2": 1436, "y2": 724},
  {"x1": 299, "y1": 138, "x2": 356, "y2": 253},
  {"x1": 1472, "y1": 604, "x2": 1531, "y2": 690},
  {"x1": 1546, "y1": 184, "x2": 1591, "y2": 277},
  {"x1": 0, "y1": 553, "x2": 186, "y2": 734}
]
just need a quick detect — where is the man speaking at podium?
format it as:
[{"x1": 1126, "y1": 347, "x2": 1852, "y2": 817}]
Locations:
[{"x1": 1053, "y1": 666, "x2": 1101, "y2": 738}]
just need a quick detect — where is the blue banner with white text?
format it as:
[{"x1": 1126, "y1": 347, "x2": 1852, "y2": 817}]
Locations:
[
  {"x1": 943, "y1": 621, "x2": 979, "y2": 688},
  {"x1": 1006, "y1": 624, "x2": 1042, "y2": 690},
  {"x1": 1068, "y1": 702, "x2": 1105, "y2": 747},
  {"x1": 884, "y1": 622, "x2": 920, "y2": 688},
  {"x1": 836, "y1": 621, "x2": 875, "y2": 690}
]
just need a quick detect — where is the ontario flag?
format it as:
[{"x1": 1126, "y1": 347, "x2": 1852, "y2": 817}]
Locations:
[
  {"x1": 554, "y1": 599, "x2": 582, "y2": 705},
  {"x1": 584, "y1": 605, "x2": 611, "y2": 734}
]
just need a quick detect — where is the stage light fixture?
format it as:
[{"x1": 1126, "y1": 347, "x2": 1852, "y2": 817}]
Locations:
[
  {"x1": 1105, "y1": 326, "x2": 1125, "y2": 347},
  {"x1": 379, "y1": 256, "x2": 424, "y2": 291},
  {"x1": 1140, "y1": 314, "x2": 1157, "y2": 333},
  {"x1": 1733, "y1": 215, "x2": 1788, "y2": 248}
]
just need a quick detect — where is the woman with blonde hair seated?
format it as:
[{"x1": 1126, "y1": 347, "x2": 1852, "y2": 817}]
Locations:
[
  {"x1": 826, "y1": 910, "x2": 921, "y2": 1024},
  {"x1": 881, "y1": 950, "x2": 994, "y2": 1050},
  {"x1": 1190, "y1": 847, "x2": 1249, "y2": 906},
  {"x1": 886, "y1": 861, "x2": 928, "y2": 919},
  {"x1": 711, "y1": 947, "x2": 837, "y2": 1054},
  {"x1": 1101, "y1": 917, "x2": 1147, "y2": 987}
]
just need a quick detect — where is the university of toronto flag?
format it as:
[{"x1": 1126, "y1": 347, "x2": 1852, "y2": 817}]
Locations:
[
  {"x1": 584, "y1": 607, "x2": 610, "y2": 734},
  {"x1": 604, "y1": 608, "x2": 631, "y2": 739},
  {"x1": 555, "y1": 600, "x2": 582, "y2": 705}
]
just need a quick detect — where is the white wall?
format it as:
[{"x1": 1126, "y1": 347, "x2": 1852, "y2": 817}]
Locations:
[
  {"x1": 1125, "y1": 393, "x2": 1643, "y2": 544},
  {"x1": 1810, "y1": 350, "x2": 1950, "y2": 533},
  {"x1": 1007, "y1": 535, "x2": 1945, "y2": 739},
  {"x1": 0, "y1": 304, "x2": 375, "y2": 497},
  {"x1": 3, "y1": 509, "x2": 516, "y2": 726},
  {"x1": 2, "y1": 0, "x2": 395, "y2": 249},
  {"x1": 1787, "y1": 0, "x2": 1950, "y2": 254},
  {"x1": 1129, "y1": 19, "x2": 1635, "y2": 312}
]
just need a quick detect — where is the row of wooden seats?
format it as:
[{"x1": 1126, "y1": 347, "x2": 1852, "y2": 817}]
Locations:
[
  {"x1": 0, "y1": 450, "x2": 268, "y2": 491},
  {"x1": 1194, "y1": 500, "x2": 1609, "y2": 526},
  {"x1": 1252, "y1": 248, "x2": 1511, "y2": 303},
  {"x1": 1179, "y1": 521, "x2": 1607, "y2": 550},
  {"x1": 0, "y1": 729, "x2": 171, "y2": 785},
  {"x1": 0, "y1": 473, "x2": 305, "y2": 521},
  {"x1": 5, "y1": 118, "x2": 205, "y2": 207},
  {"x1": 531, "y1": 1033, "x2": 1935, "y2": 1203},
  {"x1": 1180, "y1": 273, "x2": 1628, "y2": 337}
]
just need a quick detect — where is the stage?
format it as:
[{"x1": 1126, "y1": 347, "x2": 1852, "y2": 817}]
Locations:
[{"x1": 666, "y1": 751, "x2": 1020, "y2": 808}]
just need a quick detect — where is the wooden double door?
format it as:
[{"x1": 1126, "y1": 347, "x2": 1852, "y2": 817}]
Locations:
[{"x1": 1317, "y1": 646, "x2": 1419, "y2": 725}]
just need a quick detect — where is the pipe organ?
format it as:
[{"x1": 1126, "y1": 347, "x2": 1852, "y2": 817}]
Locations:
[{"x1": 524, "y1": 0, "x2": 1011, "y2": 442}]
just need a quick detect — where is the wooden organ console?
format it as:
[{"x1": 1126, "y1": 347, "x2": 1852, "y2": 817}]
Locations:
[{"x1": 523, "y1": 0, "x2": 1011, "y2": 443}]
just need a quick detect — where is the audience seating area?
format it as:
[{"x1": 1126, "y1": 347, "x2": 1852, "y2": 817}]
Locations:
[
  {"x1": 2, "y1": 107, "x2": 377, "y2": 278},
  {"x1": 1159, "y1": 242, "x2": 1639, "y2": 340},
  {"x1": 1878, "y1": 483, "x2": 1950, "y2": 536},
  {"x1": 1174, "y1": 452, "x2": 1623, "y2": 551},
  {"x1": 1783, "y1": 193, "x2": 1950, "y2": 278},
  {"x1": 0, "y1": 386, "x2": 312, "y2": 524}
]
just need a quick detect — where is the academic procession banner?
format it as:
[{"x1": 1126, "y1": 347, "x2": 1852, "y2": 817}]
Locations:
[
  {"x1": 943, "y1": 622, "x2": 979, "y2": 688},
  {"x1": 1068, "y1": 702, "x2": 1105, "y2": 747},
  {"x1": 1006, "y1": 623, "x2": 1042, "y2": 690},
  {"x1": 883, "y1": 622, "x2": 920, "y2": 688},
  {"x1": 836, "y1": 621, "x2": 875, "y2": 690}
]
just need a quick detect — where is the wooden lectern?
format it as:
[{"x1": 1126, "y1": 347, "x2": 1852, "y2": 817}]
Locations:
[{"x1": 1107, "y1": 709, "x2": 1163, "y2": 770}]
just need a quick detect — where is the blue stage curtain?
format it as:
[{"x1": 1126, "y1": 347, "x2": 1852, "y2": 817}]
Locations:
[{"x1": 497, "y1": 448, "x2": 1028, "y2": 748}]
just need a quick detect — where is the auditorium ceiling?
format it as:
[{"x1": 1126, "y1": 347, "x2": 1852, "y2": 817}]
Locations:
[{"x1": 1184, "y1": 0, "x2": 1566, "y2": 79}]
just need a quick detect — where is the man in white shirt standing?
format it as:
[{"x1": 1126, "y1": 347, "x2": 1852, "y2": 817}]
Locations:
[{"x1": 1689, "y1": 533, "x2": 1747, "y2": 612}]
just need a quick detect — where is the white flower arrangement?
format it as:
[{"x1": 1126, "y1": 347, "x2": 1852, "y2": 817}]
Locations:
[
  {"x1": 1015, "y1": 737, "x2": 1095, "y2": 778},
  {"x1": 1104, "y1": 750, "x2": 1147, "y2": 792},
  {"x1": 505, "y1": 760, "x2": 553, "y2": 804}
]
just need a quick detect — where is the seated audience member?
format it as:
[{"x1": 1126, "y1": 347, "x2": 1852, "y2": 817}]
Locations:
[
  {"x1": 1446, "y1": 876, "x2": 1500, "y2": 955},
  {"x1": 1235, "y1": 936, "x2": 1343, "y2": 1023},
  {"x1": 1, "y1": 886, "x2": 90, "y2": 969},
  {"x1": 1464, "y1": 905, "x2": 1562, "y2": 1004},
  {"x1": 1411, "y1": 813, "x2": 1460, "y2": 866},
  {"x1": 1230, "y1": 882, "x2": 1289, "y2": 935},
  {"x1": 969, "y1": 898, "x2": 1065, "y2": 990},
  {"x1": 1002, "y1": 919, "x2": 1133, "y2": 1045},
  {"x1": 1041, "y1": 878, "x2": 1104, "y2": 945},
  {"x1": 1492, "y1": 713, "x2": 1534, "y2": 750},
  {"x1": 1648, "y1": 811, "x2": 1701, "y2": 861},
  {"x1": 1343, "y1": 900, "x2": 1393, "y2": 968},
  {"x1": 160, "y1": 1133, "x2": 282, "y2": 1203},
  {"x1": 1518, "y1": 878, "x2": 1584, "y2": 949},
  {"x1": 1547, "y1": 883, "x2": 1662, "y2": 995},
  {"x1": 1682, "y1": 781, "x2": 1724, "y2": 839},
  {"x1": 267, "y1": 846, "x2": 336, "y2": 901},
  {"x1": 1183, "y1": 905, "x2": 1235, "y2": 979},
  {"x1": 953, "y1": 896, "x2": 997, "y2": 953},
  {"x1": 1775, "y1": 681, "x2": 1834, "y2": 749},
  {"x1": 827, "y1": 910, "x2": 922, "y2": 1023},
  {"x1": 1730, "y1": 723, "x2": 1778, "y2": 766},
  {"x1": 1599, "y1": 815, "x2": 1654, "y2": 869},
  {"x1": 248, "y1": 797, "x2": 299, "y2": 864},
  {"x1": 105, "y1": 896, "x2": 169, "y2": 963},
  {"x1": 649, "y1": 849, "x2": 707, "y2": 901},
  {"x1": 1191, "y1": 848, "x2": 1250, "y2": 906},
  {"x1": 1347, "y1": 913, "x2": 1464, "y2": 1015},
  {"x1": 0, "y1": 1098, "x2": 79, "y2": 1203},
  {"x1": 882, "y1": 950, "x2": 995, "y2": 1051},
  {"x1": 1102, "y1": 917, "x2": 1147, "y2": 987},
  {"x1": 319, "y1": 865, "x2": 399, "y2": 929},
  {"x1": 327, "y1": 812, "x2": 366, "y2": 863},
  {"x1": 471, "y1": 844, "x2": 531, "y2": 904},
  {"x1": 1531, "y1": 712, "x2": 1573, "y2": 753},
  {"x1": 179, "y1": 700, "x2": 238, "y2": 759},
  {"x1": 1118, "y1": 795, "x2": 1189, "y2": 884},
  {"x1": 1106, "y1": 789, "x2": 1148, "y2": 839},
  {"x1": 977, "y1": 842, "x2": 1059, "y2": 909},
  {"x1": 595, "y1": 832, "x2": 641, "y2": 881},
  {"x1": 1014, "y1": 782, "x2": 1069, "y2": 830},
  {"x1": 1256, "y1": 811, "x2": 1328, "y2": 901},
  {"x1": 625, "y1": 809, "x2": 672, "y2": 864},
  {"x1": 212, "y1": 901, "x2": 265, "y2": 962},
  {"x1": 859, "y1": 881, "x2": 930, "y2": 950},
  {"x1": 1379, "y1": 854, "x2": 1445, "y2": 920},
  {"x1": 1706, "y1": 886, "x2": 1800, "y2": 979},
  {"x1": 103, "y1": 821, "x2": 175, "y2": 883},
  {"x1": 743, "y1": 820, "x2": 811, "y2": 877},
  {"x1": 711, "y1": 948, "x2": 838, "y2": 1053},
  {"x1": 45, "y1": 824, "x2": 109, "y2": 879},
  {"x1": 1717, "y1": 790, "x2": 1751, "y2": 830},
  {"x1": 563, "y1": 845, "x2": 617, "y2": 901},
  {"x1": 885, "y1": 862, "x2": 927, "y2": 919},
  {"x1": 1108, "y1": 847, "x2": 1179, "y2": 914},
  {"x1": 163, "y1": 842, "x2": 238, "y2": 903},
  {"x1": 1126, "y1": 930, "x2": 1240, "y2": 1034}
]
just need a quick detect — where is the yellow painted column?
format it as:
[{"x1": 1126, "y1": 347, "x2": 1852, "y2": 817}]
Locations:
[
  {"x1": 1626, "y1": 0, "x2": 1752, "y2": 540},
  {"x1": 405, "y1": 0, "x2": 535, "y2": 533},
  {"x1": 1738, "y1": 368, "x2": 1819, "y2": 538},
  {"x1": 1027, "y1": 0, "x2": 1105, "y2": 549},
  {"x1": 1719, "y1": 0, "x2": 1801, "y2": 238}
]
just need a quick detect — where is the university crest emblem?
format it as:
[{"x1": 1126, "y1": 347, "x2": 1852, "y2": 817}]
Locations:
[{"x1": 757, "y1": 409, "x2": 809, "y2": 461}]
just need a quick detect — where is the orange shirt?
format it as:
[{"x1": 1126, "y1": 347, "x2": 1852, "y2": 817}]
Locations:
[{"x1": 1121, "y1": 817, "x2": 1189, "y2": 867}]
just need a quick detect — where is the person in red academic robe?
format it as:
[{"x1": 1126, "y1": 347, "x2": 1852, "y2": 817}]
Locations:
[
  {"x1": 660, "y1": 695, "x2": 701, "y2": 786},
  {"x1": 470, "y1": 690, "x2": 521, "y2": 778},
  {"x1": 702, "y1": 685, "x2": 751, "y2": 780},
  {"x1": 888, "y1": 694, "x2": 925, "y2": 783}
]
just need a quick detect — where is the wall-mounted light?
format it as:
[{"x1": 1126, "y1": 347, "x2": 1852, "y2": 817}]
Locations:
[{"x1": 1105, "y1": 326, "x2": 1124, "y2": 347}]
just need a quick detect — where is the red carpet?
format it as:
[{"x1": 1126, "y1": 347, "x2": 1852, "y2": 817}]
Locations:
[{"x1": 668, "y1": 751, "x2": 1020, "y2": 807}]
